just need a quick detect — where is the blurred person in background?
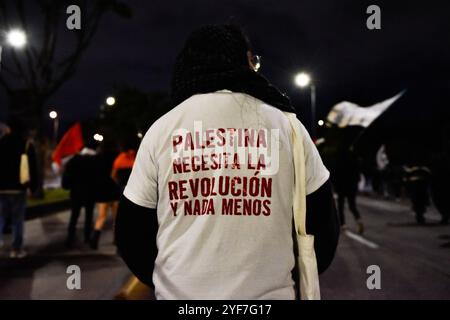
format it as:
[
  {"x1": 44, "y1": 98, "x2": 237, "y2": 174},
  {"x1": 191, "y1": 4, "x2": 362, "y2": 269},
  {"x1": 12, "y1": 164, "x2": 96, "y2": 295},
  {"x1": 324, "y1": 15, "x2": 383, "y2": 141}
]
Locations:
[
  {"x1": 110, "y1": 139, "x2": 137, "y2": 245},
  {"x1": 332, "y1": 147, "x2": 364, "y2": 234},
  {"x1": 0, "y1": 119, "x2": 38, "y2": 258},
  {"x1": 430, "y1": 125, "x2": 450, "y2": 225},
  {"x1": 111, "y1": 138, "x2": 138, "y2": 193},
  {"x1": 403, "y1": 163, "x2": 431, "y2": 225},
  {"x1": 62, "y1": 141, "x2": 98, "y2": 248},
  {"x1": 0, "y1": 123, "x2": 12, "y2": 236},
  {"x1": 90, "y1": 141, "x2": 120, "y2": 250}
]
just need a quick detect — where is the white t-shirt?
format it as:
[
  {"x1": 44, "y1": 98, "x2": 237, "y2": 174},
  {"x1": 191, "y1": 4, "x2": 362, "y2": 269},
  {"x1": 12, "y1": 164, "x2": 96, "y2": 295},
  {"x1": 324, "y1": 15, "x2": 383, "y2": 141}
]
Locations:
[{"x1": 124, "y1": 91, "x2": 329, "y2": 300}]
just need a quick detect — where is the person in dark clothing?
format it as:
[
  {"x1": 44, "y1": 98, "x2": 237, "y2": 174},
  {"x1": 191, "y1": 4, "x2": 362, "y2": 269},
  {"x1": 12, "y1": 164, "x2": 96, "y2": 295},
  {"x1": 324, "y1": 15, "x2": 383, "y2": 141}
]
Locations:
[
  {"x1": 0, "y1": 120, "x2": 38, "y2": 258},
  {"x1": 430, "y1": 165, "x2": 450, "y2": 225},
  {"x1": 62, "y1": 147, "x2": 98, "y2": 248},
  {"x1": 403, "y1": 165, "x2": 431, "y2": 224},
  {"x1": 115, "y1": 25, "x2": 339, "y2": 298},
  {"x1": 90, "y1": 143, "x2": 120, "y2": 250},
  {"x1": 332, "y1": 148, "x2": 364, "y2": 234},
  {"x1": 430, "y1": 127, "x2": 450, "y2": 225}
]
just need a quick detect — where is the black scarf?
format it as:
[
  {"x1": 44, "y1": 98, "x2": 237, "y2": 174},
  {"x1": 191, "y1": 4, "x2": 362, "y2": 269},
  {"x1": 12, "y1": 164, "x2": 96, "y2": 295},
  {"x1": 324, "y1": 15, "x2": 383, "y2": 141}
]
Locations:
[{"x1": 171, "y1": 66, "x2": 295, "y2": 113}]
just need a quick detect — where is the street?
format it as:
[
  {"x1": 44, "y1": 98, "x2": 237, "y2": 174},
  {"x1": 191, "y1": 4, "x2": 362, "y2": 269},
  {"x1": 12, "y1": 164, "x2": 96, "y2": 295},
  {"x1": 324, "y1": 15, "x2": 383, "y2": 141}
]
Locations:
[
  {"x1": 321, "y1": 195, "x2": 450, "y2": 299},
  {"x1": 0, "y1": 195, "x2": 449, "y2": 299},
  {"x1": 0, "y1": 210, "x2": 130, "y2": 300}
]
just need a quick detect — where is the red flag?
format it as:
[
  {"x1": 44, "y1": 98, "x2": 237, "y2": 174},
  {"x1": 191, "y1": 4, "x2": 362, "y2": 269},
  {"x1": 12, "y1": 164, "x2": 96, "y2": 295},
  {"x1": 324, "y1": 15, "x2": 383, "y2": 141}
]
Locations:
[{"x1": 52, "y1": 122, "x2": 84, "y2": 165}]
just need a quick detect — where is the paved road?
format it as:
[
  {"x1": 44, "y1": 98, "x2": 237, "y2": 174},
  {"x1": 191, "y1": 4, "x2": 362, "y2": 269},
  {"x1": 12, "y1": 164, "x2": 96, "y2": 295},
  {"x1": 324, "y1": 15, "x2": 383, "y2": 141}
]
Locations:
[
  {"x1": 320, "y1": 195, "x2": 450, "y2": 300},
  {"x1": 0, "y1": 210, "x2": 130, "y2": 300},
  {"x1": 1, "y1": 196, "x2": 449, "y2": 300}
]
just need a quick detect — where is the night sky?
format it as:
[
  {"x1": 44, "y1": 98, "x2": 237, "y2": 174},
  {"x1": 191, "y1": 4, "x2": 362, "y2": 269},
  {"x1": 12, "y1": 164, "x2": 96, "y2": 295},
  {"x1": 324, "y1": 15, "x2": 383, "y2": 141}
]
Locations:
[{"x1": 1, "y1": 0, "x2": 449, "y2": 130}]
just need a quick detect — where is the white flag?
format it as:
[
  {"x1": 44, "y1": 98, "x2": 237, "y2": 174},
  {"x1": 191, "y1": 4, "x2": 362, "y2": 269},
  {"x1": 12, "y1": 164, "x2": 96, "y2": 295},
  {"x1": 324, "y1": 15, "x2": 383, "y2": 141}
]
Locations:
[{"x1": 326, "y1": 91, "x2": 404, "y2": 128}]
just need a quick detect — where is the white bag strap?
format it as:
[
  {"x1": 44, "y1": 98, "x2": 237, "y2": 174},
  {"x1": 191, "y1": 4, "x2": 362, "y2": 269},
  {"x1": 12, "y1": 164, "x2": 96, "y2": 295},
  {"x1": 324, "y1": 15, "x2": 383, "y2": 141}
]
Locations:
[{"x1": 284, "y1": 112, "x2": 307, "y2": 237}]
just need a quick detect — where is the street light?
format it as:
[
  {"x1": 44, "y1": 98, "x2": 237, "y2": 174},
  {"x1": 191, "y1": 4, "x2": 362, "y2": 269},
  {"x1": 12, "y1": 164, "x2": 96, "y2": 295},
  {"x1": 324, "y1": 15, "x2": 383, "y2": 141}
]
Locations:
[
  {"x1": 294, "y1": 72, "x2": 316, "y2": 138},
  {"x1": 318, "y1": 120, "x2": 324, "y2": 126},
  {"x1": 49, "y1": 111, "x2": 58, "y2": 119},
  {"x1": 0, "y1": 29, "x2": 28, "y2": 70},
  {"x1": 49, "y1": 110, "x2": 59, "y2": 147},
  {"x1": 294, "y1": 72, "x2": 311, "y2": 88},
  {"x1": 94, "y1": 133, "x2": 104, "y2": 142},
  {"x1": 106, "y1": 96, "x2": 116, "y2": 106},
  {"x1": 6, "y1": 29, "x2": 27, "y2": 48}
]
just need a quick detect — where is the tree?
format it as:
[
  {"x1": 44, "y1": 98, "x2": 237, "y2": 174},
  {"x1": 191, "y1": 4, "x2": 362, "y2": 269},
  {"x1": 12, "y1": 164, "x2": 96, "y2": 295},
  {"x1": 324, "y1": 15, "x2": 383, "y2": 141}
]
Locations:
[
  {"x1": 0, "y1": 0, "x2": 131, "y2": 196},
  {"x1": 0, "y1": 0, "x2": 131, "y2": 128}
]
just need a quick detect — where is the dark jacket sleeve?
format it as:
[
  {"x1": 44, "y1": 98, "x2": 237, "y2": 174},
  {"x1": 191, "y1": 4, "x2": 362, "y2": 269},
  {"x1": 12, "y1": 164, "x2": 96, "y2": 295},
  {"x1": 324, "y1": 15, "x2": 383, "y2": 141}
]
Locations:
[
  {"x1": 305, "y1": 179, "x2": 340, "y2": 274},
  {"x1": 115, "y1": 195, "x2": 158, "y2": 288}
]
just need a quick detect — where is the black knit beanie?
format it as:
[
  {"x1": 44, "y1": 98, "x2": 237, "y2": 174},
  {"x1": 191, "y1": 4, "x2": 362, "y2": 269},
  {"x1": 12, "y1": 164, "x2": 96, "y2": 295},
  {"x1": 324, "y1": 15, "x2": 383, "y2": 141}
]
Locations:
[{"x1": 171, "y1": 24, "x2": 295, "y2": 112}]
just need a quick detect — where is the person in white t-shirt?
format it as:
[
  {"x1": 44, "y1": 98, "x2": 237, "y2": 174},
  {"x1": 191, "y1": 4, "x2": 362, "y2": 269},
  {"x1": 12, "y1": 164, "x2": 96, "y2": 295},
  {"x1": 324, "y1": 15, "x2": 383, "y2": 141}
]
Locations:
[{"x1": 115, "y1": 25, "x2": 339, "y2": 300}]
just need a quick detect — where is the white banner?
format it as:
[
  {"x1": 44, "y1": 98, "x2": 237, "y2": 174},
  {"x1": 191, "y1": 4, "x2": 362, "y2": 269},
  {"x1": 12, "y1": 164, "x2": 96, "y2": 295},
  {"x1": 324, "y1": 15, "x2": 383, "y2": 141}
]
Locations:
[{"x1": 326, "y1": 91, "x2": 404, "y2": 128}]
